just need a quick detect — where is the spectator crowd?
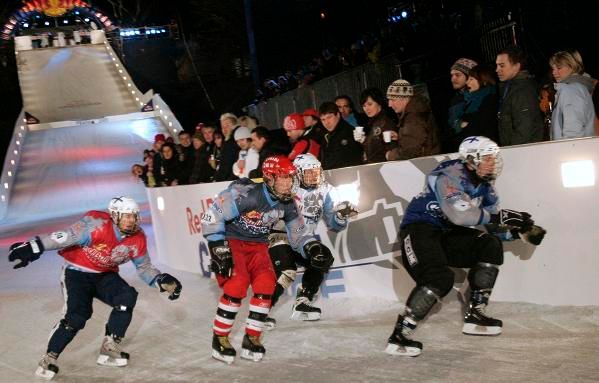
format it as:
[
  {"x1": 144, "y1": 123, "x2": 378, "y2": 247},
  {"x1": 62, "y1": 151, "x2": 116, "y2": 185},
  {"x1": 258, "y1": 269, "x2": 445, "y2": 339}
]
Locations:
[{"x1": 133, "y1": 45, "x2": 598, "y2": 188}]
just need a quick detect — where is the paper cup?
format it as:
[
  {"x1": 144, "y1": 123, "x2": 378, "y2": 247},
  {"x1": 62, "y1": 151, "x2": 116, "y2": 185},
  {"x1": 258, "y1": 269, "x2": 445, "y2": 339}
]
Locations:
[{"x1": 383, "y1": 131, "x2": 392, "y2": 143}]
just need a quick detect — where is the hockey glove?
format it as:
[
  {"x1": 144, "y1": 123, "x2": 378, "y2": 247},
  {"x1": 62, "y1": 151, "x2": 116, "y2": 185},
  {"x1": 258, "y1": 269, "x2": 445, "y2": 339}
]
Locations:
[
  {"x1": 334, "y1": 201, "x2": 359, "y2": 220},
  {"x1": 303, "y1": 241, "x2": 334, "y2": 272},
  {"x1": 513, "y1": 225, "x2": 547, "y2": 246},
  {"x1": 208, "y1": 240, "x2": 233, "y2": 278},
  {"x1": 8, "y1": 237, "x2": 45, "y2": 269},
  {"x1": 491, "y1": 209, "x2": 534, "y2": 229},
  {"x1": 155, "y1": 273, "x2": 182, "y2": 300}
]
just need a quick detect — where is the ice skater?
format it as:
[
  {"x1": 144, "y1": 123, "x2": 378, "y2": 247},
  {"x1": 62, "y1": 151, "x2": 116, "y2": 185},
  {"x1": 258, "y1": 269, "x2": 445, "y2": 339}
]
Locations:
[
  {"x1": 386, "y1": 136, "x2": 546, "y2": 357},
  {"x1": 202, "y1": 155, "x2": 324, "y2": 364},
  {"x1": 8, "y1": 197, "x2": 182, "y2": 380}
]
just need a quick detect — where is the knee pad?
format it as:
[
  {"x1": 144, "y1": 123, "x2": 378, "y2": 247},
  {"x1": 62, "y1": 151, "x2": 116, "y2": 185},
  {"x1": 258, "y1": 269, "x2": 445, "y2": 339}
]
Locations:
[
  {"x1": 277, "y1": 269, "x2": 296, "y2": 289},
  {"x1": 478, "y1": 234, "x2": 504, "y2": 265},
  {"x1": 269, "y1": 244, "x2": 297, "y2": 276},
  {"x1": 405, "y1": 286, "x2": 441, "y2": 321},
  {"x1": 423, "y1": 266, "x2": 455, "y2": 297},
  {"x1": 61, "y1": 314, "x2": 89, "y2": 332},
  {"x1": 468, "y1": 262, "x2": 499, "y2": 291},
  {"x1": 306, "y1": 243, "x2": 334, "y2": 272},
  {"x1": 113, "y1": 287, "x2": 138, "y2": 312}
]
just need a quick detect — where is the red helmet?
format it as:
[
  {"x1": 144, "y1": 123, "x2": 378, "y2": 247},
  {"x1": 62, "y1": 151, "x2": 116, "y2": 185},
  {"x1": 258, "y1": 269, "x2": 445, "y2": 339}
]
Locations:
[
  {"x1": 262, "y1": 155, "x2": 299, "y2": 201},
  {"x1": 283, "y1": 113, "x2": 306, "y2": 131}
]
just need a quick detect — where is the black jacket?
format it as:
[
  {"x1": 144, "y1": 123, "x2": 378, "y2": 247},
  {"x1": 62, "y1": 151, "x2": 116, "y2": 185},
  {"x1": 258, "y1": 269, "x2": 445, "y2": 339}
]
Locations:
[{"x1": 320, "y1": 118, "x2": 364, "y2": 170}]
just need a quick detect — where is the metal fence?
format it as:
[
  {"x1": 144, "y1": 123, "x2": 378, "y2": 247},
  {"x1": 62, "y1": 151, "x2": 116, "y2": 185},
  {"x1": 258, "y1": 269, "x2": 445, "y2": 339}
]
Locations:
[
  {"x1": 247, "y1": 55, "x2": 407, "y2": 129},
  {"x1": 479, "y1": 13, "x2": 518, "y2": 63}
]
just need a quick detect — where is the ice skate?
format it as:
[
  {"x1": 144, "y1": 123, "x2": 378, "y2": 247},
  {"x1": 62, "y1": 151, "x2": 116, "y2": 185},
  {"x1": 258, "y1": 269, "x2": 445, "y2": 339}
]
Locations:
[
  {"x1": 212, "y1": 334, "x2": 236, "y2": 364},
  {"x1": 385, "y1": 315, "x2": 422, "y2": 357},
  {"x1": 264, "y1": 316, "x2": 277, "y2": 330},
  {"x1": 240, "y1": 334, "x2": 265, "y2": 362},
  {"x1": 97, "y1": 335, "x2": 129, "y2": 367},
  {"x1": 462, "y1": 303, "x2": 503, "y2": 336},
  {"x1": 35, "y1": 352, "x2": 59, "y2": 380},
  {"x1": 290, "y1": 296, "x2": 322, "y2": 321}
]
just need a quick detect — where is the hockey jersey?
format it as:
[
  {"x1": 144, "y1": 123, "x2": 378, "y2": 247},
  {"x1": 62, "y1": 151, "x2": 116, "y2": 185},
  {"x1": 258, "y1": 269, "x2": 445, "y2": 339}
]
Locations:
[
  {"x1": 201, "y1": 179, "x2": 317, "y2": 253},
  {"x1": 39, "y1": 211, "x2": 160, "y2": 285},
  {"x1": 401, "y1": 159, "x2": 500, "y2": 228},
  {"x1": 279, "y1": 182, "x2": 347, "y2": 234}
]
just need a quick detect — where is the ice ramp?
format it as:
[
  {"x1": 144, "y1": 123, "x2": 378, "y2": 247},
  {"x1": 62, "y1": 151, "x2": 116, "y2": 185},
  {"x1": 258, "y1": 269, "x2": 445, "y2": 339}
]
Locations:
[
  {"x1": 16, "y1": 44, "x2": 139, "y2": 123},
  {"x1": 0, "y1": 116, "x2": 165, "y2": 228}
]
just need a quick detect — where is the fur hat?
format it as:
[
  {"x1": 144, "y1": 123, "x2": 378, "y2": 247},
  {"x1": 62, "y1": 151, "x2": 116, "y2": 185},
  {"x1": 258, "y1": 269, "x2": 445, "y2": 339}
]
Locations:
[
  {"x1": 233, "y1": 126, "x2": 252, "y2": 141},
  {"x1": 387, "y1": 79, "x2": 414, "y2": 99},
  {"x1": 451, "y1": 58, "x2": 478, "y2": 76}
]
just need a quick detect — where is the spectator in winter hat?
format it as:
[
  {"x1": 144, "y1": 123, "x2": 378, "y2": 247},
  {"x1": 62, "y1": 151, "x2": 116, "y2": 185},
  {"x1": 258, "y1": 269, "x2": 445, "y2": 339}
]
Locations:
[
  {"x1": 232, "y1": 127, "x2": 258, "y2": 178},
  {"x1": 385, "y1": 79, "x2": 440, "y2": 161},
  {"x1": 284, "y1": 113, "x2": 321, "y2": 161},
  {"x1": 446, "y1": 57, "x2": 478, "y2": 152}
]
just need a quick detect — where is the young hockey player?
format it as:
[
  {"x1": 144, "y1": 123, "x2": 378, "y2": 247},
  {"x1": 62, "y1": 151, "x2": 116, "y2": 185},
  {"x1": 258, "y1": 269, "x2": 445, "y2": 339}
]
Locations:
[
  {"x1": 266, "y1": 153, "x2": 358, "y2": 327},
  {"x1": 386, "y1": 136, "x2": 546, "y2": 357},
  {"x1": 8, "y1": 197, "x2": 182, "y2": 380},
  {"x1": 201, "y1": 155, "x2": 324, "y2": 364}
]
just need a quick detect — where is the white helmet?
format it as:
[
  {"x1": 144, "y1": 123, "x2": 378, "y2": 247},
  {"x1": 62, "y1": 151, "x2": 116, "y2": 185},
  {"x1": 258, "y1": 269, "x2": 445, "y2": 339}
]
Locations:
[
  {"x1": 293, "y1": 153, "x2": 324, "y2": 188},
  {"x1": 458, "y1": 136, "x2": 503, "y2": 181},
  {"x1": 108, "y1": 196, "x2": 140, "y2": 234}
]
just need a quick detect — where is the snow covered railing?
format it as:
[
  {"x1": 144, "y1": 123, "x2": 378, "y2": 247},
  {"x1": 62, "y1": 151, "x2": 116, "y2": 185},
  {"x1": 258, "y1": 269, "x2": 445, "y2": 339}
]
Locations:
[{"x1": 0, "y1": 110, "x2": 28, "y2": 220}]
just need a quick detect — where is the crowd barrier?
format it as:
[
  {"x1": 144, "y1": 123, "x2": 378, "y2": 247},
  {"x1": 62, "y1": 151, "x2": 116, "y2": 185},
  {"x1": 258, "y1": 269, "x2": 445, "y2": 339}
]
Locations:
[{"x1": 147, "y1": 138, "x2": 599, "y2": 306}]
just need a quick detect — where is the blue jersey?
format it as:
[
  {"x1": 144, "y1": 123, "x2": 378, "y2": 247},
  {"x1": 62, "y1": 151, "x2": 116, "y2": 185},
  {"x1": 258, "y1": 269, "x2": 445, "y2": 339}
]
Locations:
[
  {"x1": 401, "y1": 159, "x2": 500, "y2": 229},
  {"x1": 202, "y1": 179, "x2": 316, "y2": 254}
]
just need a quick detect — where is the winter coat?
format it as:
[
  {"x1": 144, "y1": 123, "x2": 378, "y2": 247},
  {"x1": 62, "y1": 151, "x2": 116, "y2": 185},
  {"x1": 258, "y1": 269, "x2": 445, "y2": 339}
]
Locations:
[
  {"x1": 551, "y1": 74, "x2": 596, "y2": 140},
  {"x1": 456, "y1": 86, "x2": 499, "y2": 143},
  {"x1": 214, "y1": 127, "x2": 241, "y2": 181},
  {"x1": 497, "y1": 70, "x2": 544, "y2": 146},
  {"x1": 386, "y1": 95, "x2": 440, "y2": 161},
  {"x1": 320, "y1": 118, "x2": 364, "y2": 170},
  {"x1": 364, "y1": 111, "x2": 397, "y2": 163}
]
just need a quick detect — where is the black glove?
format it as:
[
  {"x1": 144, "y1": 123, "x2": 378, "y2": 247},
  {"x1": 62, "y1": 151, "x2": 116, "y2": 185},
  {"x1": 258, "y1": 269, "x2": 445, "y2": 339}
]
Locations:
[
  {"x1": 155, "y1": 273, "x2": 182, "y2": 300},
  {"x1": 208, "y1": 240, "x2": 233, "y2": 278},
  {"x1": 8, "y1": 237, "x2": 45, "y2": 269},
  {"x1": 334, "y1": 201, "x2": 359, "y2": 220},
  {"x1": 491, "y1": 209, "x2": 534, "y2": 229},
  {"x1": 303, "y1": 241, "x2": 334, "y2": 272},
  {"x1": 512, "y1": 225, "x2": 547, "y2": 246}
]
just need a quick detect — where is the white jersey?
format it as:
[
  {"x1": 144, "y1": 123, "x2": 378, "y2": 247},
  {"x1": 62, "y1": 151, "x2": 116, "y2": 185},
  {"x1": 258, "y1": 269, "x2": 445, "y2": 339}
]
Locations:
[{"x1": 270, "y1": 182, "x2": 347, "y2": 247}]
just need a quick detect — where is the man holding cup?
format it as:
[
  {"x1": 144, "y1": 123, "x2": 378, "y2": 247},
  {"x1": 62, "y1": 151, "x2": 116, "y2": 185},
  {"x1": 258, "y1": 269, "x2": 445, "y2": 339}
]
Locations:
[{"x1": 384, "y1": 79, "x2": 441, "y2": 161}]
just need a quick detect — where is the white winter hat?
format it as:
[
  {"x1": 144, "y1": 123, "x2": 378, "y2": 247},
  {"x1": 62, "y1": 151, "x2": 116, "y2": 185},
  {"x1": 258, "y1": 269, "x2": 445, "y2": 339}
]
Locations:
[
  {"x1": 387, "y1": 79, "x2": 414, "y2": 99},
  {"x1": 234, "y1": 126, "x2": 252, "y2": 141}
]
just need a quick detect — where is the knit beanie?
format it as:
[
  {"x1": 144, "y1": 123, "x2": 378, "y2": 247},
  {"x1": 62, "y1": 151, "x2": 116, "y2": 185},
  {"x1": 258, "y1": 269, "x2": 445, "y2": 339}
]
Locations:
[
  {"x1": 451, "y1": 58, "x2": 478, "y2": 76},
  {"x1": 387, "y1": 79, "x2": 414, "y2": 99}
]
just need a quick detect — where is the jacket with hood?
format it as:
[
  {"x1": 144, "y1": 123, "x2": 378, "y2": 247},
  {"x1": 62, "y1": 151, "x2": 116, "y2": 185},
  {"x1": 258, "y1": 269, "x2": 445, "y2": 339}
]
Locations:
[{"x1": 551, "y1": 74, "x2": 597, "y2": 140}]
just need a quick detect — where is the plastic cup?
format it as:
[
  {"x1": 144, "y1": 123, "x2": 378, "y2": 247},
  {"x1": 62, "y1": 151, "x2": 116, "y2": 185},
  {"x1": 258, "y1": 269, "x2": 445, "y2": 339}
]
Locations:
[
  {"x1": 355, "y1": 126, "x2": 364, "y2": 135},
  {"x1": 383, "y1": 131, "x2": 392, "y2": 143}
]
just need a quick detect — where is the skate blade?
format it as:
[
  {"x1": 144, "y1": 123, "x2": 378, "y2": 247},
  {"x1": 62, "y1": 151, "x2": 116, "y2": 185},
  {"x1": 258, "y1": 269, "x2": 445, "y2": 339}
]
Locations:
[
  {"x1": 34, "y1": 366, "x2": 57, "y2": 381},
  {"x1": 462, "y1": 323, "x2": 502, "y2": 336},
  {"x1": 211, "y1": 350, "x2": 235, "y2": 364},
  {"x1": 96, "y1": 354, "x2": 128, "y2": 367},
  {"x1": 290, "y1": 311, "x2": 321, "y2": 321},
  {"x1": 240, "y1": 349, "x2": 264, "y2": 362},
  {"x1": 264, "y1": 322, "x2": 276, "y2": 331},
  {"x1": 384, "y1": 343, "x2": 421, "y2": 357}
]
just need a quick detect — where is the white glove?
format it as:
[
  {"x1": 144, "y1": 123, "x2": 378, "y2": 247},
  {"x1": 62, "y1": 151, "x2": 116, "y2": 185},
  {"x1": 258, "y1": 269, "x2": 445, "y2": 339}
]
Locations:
[
  {"x1": 353, "y1": 130, "x2": 366, "y2": 144},
  {"x1": 334, "y1": 201, "x2": 359, "y2": 219}
]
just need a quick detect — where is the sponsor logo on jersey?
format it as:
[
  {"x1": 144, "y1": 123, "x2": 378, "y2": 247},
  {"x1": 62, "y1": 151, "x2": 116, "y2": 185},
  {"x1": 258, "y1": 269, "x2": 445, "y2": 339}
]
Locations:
[{"x1": 51, "y1": 231, "x2": 68, "y2": 244}]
